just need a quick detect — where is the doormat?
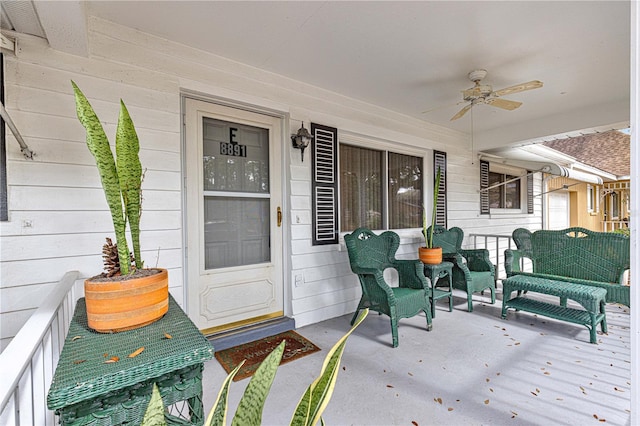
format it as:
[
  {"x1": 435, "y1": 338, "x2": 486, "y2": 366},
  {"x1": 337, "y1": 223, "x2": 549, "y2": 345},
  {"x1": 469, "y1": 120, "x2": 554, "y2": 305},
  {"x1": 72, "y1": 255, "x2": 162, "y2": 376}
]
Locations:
[{"x1": 214, "y1": 330, "x2": 321, "y2": 381}]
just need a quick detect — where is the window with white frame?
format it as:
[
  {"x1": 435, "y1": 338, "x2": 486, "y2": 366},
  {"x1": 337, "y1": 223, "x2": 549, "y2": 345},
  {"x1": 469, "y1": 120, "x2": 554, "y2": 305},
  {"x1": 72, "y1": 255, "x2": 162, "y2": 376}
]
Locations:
[
  {"x1": 339, "y1": 144, "x2": 423, "y2": 232},
  {"x1": 587, "y1": 184, "x2": 599, "y2": 213},
  {"x1": 488, "y1": 172, "x2": 521, "y2": 209},
  {"x1": 480, "y1": 161, "x2": 534, "y2": 215},
  {"x1": 611, "y1": 192, "x2": 620, "y2": 219}
]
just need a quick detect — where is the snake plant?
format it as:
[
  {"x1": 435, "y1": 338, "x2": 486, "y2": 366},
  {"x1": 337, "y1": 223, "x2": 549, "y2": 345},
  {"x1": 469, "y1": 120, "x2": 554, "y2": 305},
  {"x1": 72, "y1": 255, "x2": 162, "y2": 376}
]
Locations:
[
  {"x1": 142, "y1": 309, "x2": 369, "y2": 426},
  {"x1": 72, "y1": 82, "x2": 143, "y2": 274}
]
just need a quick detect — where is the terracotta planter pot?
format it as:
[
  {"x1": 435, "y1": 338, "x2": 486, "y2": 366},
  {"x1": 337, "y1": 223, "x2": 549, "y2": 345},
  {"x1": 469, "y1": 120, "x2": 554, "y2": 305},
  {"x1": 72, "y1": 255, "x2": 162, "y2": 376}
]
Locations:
[
  {"x1": 419, "y1": 247, "x2": 442, "y2": 265},
  {"x1": 84, "y1": 268, "x2": 169, "y2": 333}
]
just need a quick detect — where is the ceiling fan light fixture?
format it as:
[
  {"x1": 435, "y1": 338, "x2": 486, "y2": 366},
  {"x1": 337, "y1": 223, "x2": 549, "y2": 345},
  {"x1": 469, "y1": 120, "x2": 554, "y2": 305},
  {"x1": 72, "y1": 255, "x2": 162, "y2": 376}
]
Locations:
[{"x1": 468, "y1": 69, "x2": 488, "y2": 82}]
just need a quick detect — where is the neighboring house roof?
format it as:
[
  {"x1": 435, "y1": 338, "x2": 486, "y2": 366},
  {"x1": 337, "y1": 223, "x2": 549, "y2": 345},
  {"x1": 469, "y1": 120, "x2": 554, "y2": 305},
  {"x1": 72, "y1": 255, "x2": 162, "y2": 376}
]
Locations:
[{"x1": 542, "y1": 130, "x2": 630, "y2": 177}]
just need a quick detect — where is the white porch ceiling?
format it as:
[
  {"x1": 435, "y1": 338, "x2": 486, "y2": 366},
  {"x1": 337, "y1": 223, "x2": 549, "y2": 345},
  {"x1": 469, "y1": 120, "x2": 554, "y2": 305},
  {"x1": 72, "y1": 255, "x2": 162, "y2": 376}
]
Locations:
[{"x1": 2, "y1": 1, "x2": 631, "y2": 150}]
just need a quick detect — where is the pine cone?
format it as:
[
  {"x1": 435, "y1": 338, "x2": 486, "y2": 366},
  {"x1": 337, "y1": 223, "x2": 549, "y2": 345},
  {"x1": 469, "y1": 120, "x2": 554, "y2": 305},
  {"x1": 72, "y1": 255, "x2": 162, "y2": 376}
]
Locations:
[
  {"x1": 101, "y1": 238, "x2": 137, "y2": 277},
  {"x1": 102, "y1": 237, "x2": 120, "y2": 277}
]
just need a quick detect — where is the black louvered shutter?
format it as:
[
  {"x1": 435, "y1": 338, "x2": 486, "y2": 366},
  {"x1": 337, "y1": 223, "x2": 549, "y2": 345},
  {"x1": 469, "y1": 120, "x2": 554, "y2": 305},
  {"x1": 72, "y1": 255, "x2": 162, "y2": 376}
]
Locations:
[
  {"x1": 527, "y1": 172, "x2": 534, "y2": 214},
  {"x1": 480, "y1": 160, "x2": 490, "y2": 214},
  {"x1": 311, "y1": 123, "x2": 338, "y2": 245},
  {"x1": 433, "y1": 151, "x2": 447, "y2": 227}
]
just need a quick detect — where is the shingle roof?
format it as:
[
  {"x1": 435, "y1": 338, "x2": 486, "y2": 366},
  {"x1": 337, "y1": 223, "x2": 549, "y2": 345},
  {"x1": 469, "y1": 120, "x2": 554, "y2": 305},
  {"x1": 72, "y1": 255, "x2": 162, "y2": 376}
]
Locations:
[{"x1": 542, "y1": 130, "x2": 630, "y2": 176}]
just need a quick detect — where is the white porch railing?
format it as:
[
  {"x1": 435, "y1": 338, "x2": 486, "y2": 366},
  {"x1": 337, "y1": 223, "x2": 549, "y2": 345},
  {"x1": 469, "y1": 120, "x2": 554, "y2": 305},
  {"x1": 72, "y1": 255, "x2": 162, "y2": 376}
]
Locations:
[
  {"x1": 468, "y1": 234, "x2": 514, "y2": 281},
  {"x1": 0, "y1": 271, "x2": 80, "y2": 426},
  {"x1": 602, "y1": 220, "x2": 629, "y2": 232}
]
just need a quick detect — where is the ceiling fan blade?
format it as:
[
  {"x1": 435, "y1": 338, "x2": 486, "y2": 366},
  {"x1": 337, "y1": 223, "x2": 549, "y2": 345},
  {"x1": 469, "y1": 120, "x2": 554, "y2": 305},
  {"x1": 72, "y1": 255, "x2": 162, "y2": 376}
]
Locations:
[
  {"x1": 450, "y1": 103, "x2": 472, "y2": 121},
  {"x1": 485, "y1": 97, "x2": 522, "y2": 111},
  {"x1": 422, "y1": 100, "x2": 465, "y2": 115},
  {"x1": 492, "y1": 80, "x2": 543, "y2": 97}
]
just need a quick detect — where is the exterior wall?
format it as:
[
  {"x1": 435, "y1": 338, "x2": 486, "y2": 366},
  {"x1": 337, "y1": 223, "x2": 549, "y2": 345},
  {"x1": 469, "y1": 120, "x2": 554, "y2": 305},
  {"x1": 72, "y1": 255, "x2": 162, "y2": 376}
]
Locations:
[
  {"x1": 546, "y1": 176, "x2": 602, "y2": 231},
  {"x1": 0, "y1": 18, "x2": 542, "y2": 348}
]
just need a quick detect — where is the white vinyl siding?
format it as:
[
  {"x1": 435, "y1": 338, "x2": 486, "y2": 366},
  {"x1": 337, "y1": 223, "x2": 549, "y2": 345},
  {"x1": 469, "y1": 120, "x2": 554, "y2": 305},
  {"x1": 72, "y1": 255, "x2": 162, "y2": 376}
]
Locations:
[{"x1": 0, "y1": 17, "x2": 543, "y2": 348}]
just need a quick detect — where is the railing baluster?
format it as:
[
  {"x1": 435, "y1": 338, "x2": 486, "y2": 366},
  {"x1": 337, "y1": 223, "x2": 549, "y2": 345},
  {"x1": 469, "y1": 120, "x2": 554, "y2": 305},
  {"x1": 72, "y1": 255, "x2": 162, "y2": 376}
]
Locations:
[
  {"x1": 0, "y1": 271, "x2": 80, "y2": 426},
  {"x1": 468, "y1": 234, "x2": 513, "y2": 281}
]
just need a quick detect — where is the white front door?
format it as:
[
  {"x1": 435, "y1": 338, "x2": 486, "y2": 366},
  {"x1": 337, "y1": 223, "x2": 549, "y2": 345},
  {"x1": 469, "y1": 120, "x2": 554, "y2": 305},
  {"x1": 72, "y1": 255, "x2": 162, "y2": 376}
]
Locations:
[
  {"x1": 548, "y1": 191, "x2": 570, "y2": 230},
  {"x1": 184, "y1": 99, "x2": 283, "y2": 333}
]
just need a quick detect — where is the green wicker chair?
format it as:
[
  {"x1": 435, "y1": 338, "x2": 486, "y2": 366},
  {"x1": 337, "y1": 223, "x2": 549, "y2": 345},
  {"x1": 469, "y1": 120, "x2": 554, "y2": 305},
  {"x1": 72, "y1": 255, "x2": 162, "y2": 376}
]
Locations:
[
  {"x1": 427, "y1": 225, "x2": 496, "y2": 312},
  {"x1": 344, "y1": 228, "x2": 433, "y2": 348}
]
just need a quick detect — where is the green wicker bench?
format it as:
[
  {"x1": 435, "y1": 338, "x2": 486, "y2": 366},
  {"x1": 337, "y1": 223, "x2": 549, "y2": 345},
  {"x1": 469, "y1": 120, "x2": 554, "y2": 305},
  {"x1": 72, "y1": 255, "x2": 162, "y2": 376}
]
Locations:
[
  {"x1": 505, "y1": 227, "x2": 630, "y2": 307},
  {"x1": 502, "y1": 275, "x2": 608, "y2": 343}
]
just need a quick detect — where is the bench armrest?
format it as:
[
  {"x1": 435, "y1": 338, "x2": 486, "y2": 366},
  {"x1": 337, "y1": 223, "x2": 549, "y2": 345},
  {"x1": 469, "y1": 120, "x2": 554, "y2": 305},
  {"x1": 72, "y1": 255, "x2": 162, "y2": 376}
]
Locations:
[{"x1": 505, "y1": 249, "x2": 530, "y2": 276}]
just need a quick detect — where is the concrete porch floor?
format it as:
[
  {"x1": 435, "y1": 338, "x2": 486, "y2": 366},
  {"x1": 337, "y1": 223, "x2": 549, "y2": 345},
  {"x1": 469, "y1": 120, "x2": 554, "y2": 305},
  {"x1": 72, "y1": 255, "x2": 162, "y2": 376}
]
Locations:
[{"x1": 201, "y1": 290, "x2": 631, "y2": 425}]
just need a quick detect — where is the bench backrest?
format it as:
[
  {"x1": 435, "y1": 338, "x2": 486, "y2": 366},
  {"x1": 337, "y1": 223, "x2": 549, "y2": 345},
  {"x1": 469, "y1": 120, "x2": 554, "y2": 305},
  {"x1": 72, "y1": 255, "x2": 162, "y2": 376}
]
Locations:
[{"x1": 512, "y1": 227, "x2": 630, "y2": 284}]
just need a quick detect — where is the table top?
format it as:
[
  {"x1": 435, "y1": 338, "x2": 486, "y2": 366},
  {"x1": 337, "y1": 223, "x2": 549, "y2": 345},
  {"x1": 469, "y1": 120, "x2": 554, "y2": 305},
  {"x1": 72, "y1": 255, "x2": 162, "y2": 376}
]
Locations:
[
  {"x1": 47, "y1": 295, "x2": 214, "y2": 409},
  {"x1": 423, "y1": 261, "x2": 453, "y2": 271}
]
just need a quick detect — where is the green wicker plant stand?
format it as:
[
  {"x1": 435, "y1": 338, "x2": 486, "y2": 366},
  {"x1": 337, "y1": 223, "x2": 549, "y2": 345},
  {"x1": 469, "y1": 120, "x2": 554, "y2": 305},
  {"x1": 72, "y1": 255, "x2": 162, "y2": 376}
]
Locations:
[
  {"x1": 423, "y1": 261, "x2": 453, "y2": 318},
  {"x1": 47, "y1": 295, "x2": 214, "y2": 425},
  {"x1": 502, "y1": 275, "x2": 608, "y2": 344}
]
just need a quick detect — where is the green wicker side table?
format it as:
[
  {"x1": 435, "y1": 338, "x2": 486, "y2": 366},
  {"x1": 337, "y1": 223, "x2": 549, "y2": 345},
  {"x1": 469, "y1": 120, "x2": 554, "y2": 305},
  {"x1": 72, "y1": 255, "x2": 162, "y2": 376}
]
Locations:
[
  {"x1": 47, "y1": 295, "x2": 214, "y2": 425},
  {"x1": 424, "y1": 261, "x2": 454, "y2": 318}
]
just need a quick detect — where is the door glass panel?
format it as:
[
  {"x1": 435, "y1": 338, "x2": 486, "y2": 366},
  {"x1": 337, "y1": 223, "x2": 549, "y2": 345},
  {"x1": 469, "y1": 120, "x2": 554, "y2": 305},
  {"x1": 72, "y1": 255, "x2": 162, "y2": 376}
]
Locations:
[
  {"x1": 202, "y1": 117, "x2": 270, "y2": 270},
  {"x1": 203, "y1": 117, "x2": 269, "y2": 193},
  {"x1": 204, "y1": 197, "x2": 270, "y2": 269}
]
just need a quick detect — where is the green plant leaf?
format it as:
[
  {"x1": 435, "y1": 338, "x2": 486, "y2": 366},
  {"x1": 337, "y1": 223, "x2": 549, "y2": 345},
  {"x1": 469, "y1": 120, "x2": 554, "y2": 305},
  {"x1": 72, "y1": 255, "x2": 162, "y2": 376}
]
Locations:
[
  {"x1": 116, "y1": 101, "x2": 143, "y2": 270},
  {"x1": 290, "y1": 308, "x2": 368, "y2": 426},
  {"x1": 71, "y1": 81, "x2": 130, "y2": 273},
  {"x1": 206, "y1": 361, "x2": 245, "y2": 426},
  {"x1": 141, "y1": 384, "x2": 167, "y2": 426},
  {"x1": 231, "y1": 340, "x2": 286, "y2": 426}
]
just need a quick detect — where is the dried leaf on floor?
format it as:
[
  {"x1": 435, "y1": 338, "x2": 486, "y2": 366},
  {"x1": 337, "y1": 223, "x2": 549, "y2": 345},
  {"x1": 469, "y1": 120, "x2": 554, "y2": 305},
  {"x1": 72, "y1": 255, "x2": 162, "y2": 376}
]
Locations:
[
  {"x1": 105, "y1": 356, "x2": 119, "y2": 363},
  {"x1": 447, "y1": 407, "x2": 454, "y2": 411},
  {"x1": 489, "y1": 388, "x2": 494, "y2": 393},
  {"x1": 412, "y1": 421, "x2": 418, "y2": 426},
  {"x1": 73, "y1": 359, "x2": 86, "y2": 364},
  {"x1": 72, "y1": 336, "x2": 82, "y2": 341},
  {"x1": 128, "y1": 347, "x2": 145, "y2": 358},
  {"x1": 486, "y1": 378, "x2": 490, "y2": 382},
  {"x1": 386, "y1": 384, "x2": 394, "y2": 388},
  {"x1": 163, "y1": 333, "x2": 172, "y2": 339},
  {"x1": 484, "y1": 399, "x2": 490, "y2": 405},
  {"x1": 434, "y1": 397, "x2": 443, "y2": 404}
]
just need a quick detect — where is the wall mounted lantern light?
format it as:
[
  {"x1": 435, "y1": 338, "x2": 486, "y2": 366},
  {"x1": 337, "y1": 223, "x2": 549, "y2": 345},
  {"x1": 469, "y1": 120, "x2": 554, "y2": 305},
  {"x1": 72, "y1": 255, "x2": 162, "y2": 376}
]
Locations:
[{"x1": 291, "y1": 122, "x2": 313, "y2": 162}]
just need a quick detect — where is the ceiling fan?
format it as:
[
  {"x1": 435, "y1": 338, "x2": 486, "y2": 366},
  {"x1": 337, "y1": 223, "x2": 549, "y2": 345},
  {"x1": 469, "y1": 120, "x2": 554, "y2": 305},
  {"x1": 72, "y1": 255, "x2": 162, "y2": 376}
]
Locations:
[{"x1": 450, "y1": 69, "x2": 543, "y2": 121}]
